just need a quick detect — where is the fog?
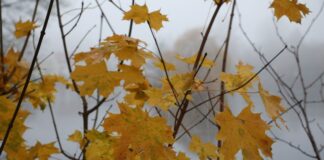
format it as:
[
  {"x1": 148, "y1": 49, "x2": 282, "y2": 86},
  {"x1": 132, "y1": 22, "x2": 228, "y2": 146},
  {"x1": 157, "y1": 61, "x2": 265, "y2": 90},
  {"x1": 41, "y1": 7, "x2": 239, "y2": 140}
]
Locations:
[{"x1": 1, "y1": 0, "x2": 324, "y2": 159}]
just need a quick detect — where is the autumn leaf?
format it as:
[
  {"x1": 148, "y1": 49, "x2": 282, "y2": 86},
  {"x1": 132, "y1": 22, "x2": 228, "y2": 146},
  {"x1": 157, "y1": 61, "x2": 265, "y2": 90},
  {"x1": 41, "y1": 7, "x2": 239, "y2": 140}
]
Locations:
[
  {"x1": 123, "y1": 4, "x2": 168, "y2": 31},
  {"x1": 15, "y1": 20, "x2": 38, "y2": 38},
  {"x1": 189, "y1": 135, "x2": 219, "y2": 160},
  {"x1": 0, "y1": 96, "x2": 30, "y2": 159},
  {"x1": 220, "y1": 62, "x2": 258, "y2": 105},
  {"x1": 215, "y1": 106, "x2": 273, "y2": 160},
  {"x1": 176, "y1": 54, "x2": 214, "y2": 68},
  {"x1": 145, "y1": 87, "x2": 176, "y2": 111},
  {"x1": 145, "y1": 72, "x2": 197, "y2": 111},
  {"x1": 258, "y1": 83, "x2": 287, "y2": 128},
  {"x1": 86, "y1": 130, "x2": 114, "y2": 160},
  {"x1": 148, "y1": 10, "x2": 169, "y2": 31},
  {"x1": 103, "y1": 103, "x2": 175, "y2": 159},
  {"x1": 25, "y1": 75, "x2": 69, "y2": 110},
  {"x1": 71, "y1": 61, "x2": 121, "y2": 97},
  {"x1": 154, "y1": 60, "x2": 176, "y2": 71},
  {"x1": 29, "y1": 141, "x2": 59, "y2": 160},
  {"x1": 68, "y1": 130, "x2": 86, "y2": 148},
  {"x1": 3, "y1": 48, "x2": 29, "y2": 84},
  {"x1": 270, "y1": 0, "x2": 310, "y2": 23},
  {"x1": 176, "y1": 152, "x2": 190, "y2": 160},
  {"x1": 123, "y1": 4, "x2": 149, "y2": 24}
]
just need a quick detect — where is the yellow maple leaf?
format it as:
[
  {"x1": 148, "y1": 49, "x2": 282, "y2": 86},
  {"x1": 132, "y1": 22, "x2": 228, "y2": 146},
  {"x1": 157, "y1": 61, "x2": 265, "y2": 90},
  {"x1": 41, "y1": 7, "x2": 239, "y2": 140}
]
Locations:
[
  {"x1": 123, "y1": 4, "x2": 168, "y2": 31},
  {"x1": 71, "y1": 61, "x2": 121, "y2": 97},
  {"x1": 106, "y1": 35, "x2": 153, "y2": 68},
  {"x1": 0, "y1": 96, "x2": 30, "y2": 159},
  {"x1": 29, "y1": 141, "x2": 59, "y2": 160},
  {"x1": 25, "y1": 75, "x2": 69, "y2": 110},
  {"x1": 103, "y1": 103, "x2": 175, "y2": 159},
  {"x1": 15, "y1": 20, "x2": 38, "y2": 38},
  {"x1": 176, "y1": 54, "x2": 215, "y2": 68},
  {"x1": 176, "y1": 152, "x2": 190, "y2": 160},
  {"x1": 3, "y1": 48, "x2": 29, "y2": 84},
  {"x1": 68, "y1": 130, "x2": 86, "y2": 148},
  {"x1": 258, "y1": 83, "x2": 287, "y2": 128},
  {"x1": 123, "y1": 4, "x2": 149, "y2": 24},
  {"x1": 153, "y1": 60, "x2": 176, "y2": 71},
  {"x1": 145, "y1": 87, "x2": 176, "y2": 111},
  {"x1": 145, "y1": 72, "x2": 197, "y2": 111},
  {"x1": 220, "y1": 62, "x2": 257, "y2": 105},
  {"x1": 86, "y1": 130, "x2": 114, "y2": 160},
  {"x1": 189, "y1": 135, "x2": 219, "y2": 160},
  {"x1": 148, "y1": 10, "x2": 169, "y2": 31},
  {"x1": 270, "y1": 0, "x2": 310, "y2": 23},
  {"x1": 215, "y1": 106, "x2": 274, "y2": 160}
]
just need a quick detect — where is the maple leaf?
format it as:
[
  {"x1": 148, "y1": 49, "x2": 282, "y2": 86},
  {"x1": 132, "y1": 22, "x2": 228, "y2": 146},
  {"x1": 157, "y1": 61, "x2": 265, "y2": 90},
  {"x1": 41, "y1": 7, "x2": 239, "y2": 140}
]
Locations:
[
  {"x1": 153, "y1": 60, "x2": 176, "y2": 71},
  {"x1": 15, "y1": 20, "x2": 38, "y2": 38},
  {"x1": 123, "y1": 4, "x2": 168, "y2": 31},
  {"x1": 176, "y1": 152, "x2": 190, "y2": 160},
  {"x1": 0, "y1": 96, "x2": 30, "y2": 159},
  {"x1": 258, "y1": 83, "x2": 287, "y2": 128},
  {"x1": 189, "y1": 135, "x2": 219, "y2": 160},
  {"x1": 3, "y1": 48, "x2": 29, "y2": 84},
  {"x1": 71, "y1": 61, "x2": 121, "y2": 97},
  {"x1": 68, "y1": 130, "x2": 86, "y2": 148},
  {"x1": 220, "y1": 62, "x2": 258, "y2": 105},
  {"x1": 176, "y1": 54, "x2": 214, "y2": 68},
  {"x1": 215, "y1": 106, "x2": 274, "y2": 160},
  {"x1": 145, "y1": 87, "x2": 176, "y2": 111},
  {"x1": 25, "y1": 75, "x2": 69, "y2": 110},
  {"x1": 124, "y1": 80, "x2": 150, "y2": 107},
  {"x1": 148, "y1": 10, "x2": 169, "y2": 31},
  {"x1": 106, "y1": 35, "x2": 153, "y2": 68},
  {"x1": 85, "y1": 130, "x2": 114, "y2": 160},
  {"x1": 145, "y1": 72, "x2": 197, "y2": 111},
  {"x1": 103, "y1": 103, "x2": 175, "y2": 159},
  {"x1": 29, "y1": 141, "x2": 59, "y2": 160},
  {"x1": 123, "y1": 4, "x2": 149, "y2": 24},
  {"x1": 270, "y1": 0, "x2": 310, "y2": 23}
]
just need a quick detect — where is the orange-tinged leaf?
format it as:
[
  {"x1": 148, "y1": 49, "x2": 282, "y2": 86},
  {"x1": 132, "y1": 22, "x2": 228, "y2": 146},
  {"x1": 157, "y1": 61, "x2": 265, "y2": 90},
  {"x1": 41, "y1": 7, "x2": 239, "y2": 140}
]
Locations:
[
  {"x1": 15, "y1": 20, "x2": 38, "y2": 38},
  {"x1": 258, "y1": 83, "x2": 287, "y2": 128},
  {"x1": 71, "y1": 61, "x2": 120, "y2": 97},
  {"x1": 123, "y1": 4, "x2": 149, "y2": 24},
  {"x1": 189, "y1": 135, "x2": 219, "y2": 160},
  {"x1": 215, "y1": 106, "x2": 274, "y2": 160},
  {"x1": 29, "y1": 141, "x2": 59, "y2": 160},
  {"x1": 270, "y1": 0, "x2": 310, "y2": 23},
  {"x1": 103, "y1": 103, "x2": 175, "y2": 159},
  {"x1": 148, "y1": 10, "x2": 168, "y2": 31},
  {"x1": 85, "y1": 130, "x2": 114, "y2": 160}
]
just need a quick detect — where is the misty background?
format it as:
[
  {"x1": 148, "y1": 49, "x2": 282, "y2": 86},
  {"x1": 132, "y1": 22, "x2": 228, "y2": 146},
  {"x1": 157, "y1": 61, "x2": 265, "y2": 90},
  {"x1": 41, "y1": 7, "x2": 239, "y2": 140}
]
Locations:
[{"x1": 1, "y1": 0, "x2": 324, "y2": 159}]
